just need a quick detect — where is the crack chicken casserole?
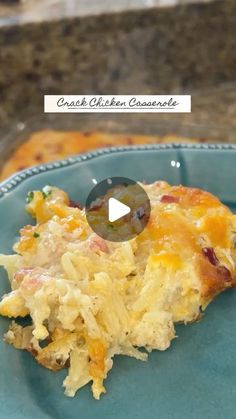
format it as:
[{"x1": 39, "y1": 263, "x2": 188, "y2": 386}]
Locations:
[{"x1": 0, "y1": 182, "x2": 235, "y2": 399}]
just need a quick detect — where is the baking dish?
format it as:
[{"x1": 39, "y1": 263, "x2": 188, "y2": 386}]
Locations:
[{"x1": 0, "y1": 113, "x2": 235, "y2": 171}]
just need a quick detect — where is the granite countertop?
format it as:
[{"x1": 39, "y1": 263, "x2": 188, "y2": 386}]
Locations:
[
  {"x1": 0, "y1": 0, "x2": 235, "y2": 143},
  {"x1": 0, "y1": 0, "x2": 215, "y2": 26}
]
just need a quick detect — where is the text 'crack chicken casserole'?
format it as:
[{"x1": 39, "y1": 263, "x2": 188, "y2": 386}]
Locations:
[{"x1": 0, "y1": 182, "x2": 236, "y2": 399}]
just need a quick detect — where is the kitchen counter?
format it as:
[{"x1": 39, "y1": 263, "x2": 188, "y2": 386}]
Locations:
[
  {"x1": 0, "y1": 0, "x2": 214, "y2": 27},
  {"x1": 0, "y1": 0, "x2": 236, "y2": 142}
]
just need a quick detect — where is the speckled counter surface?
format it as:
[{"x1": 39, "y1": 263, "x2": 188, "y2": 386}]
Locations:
[
  {"x1": 0, "y1": 0, "x2": 236, "y2": 142},
  {"x1": 0, "y1": 0, "x2": 215, "y2": 26}
]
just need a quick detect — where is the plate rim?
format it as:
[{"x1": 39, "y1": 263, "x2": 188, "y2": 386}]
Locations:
[{"x1": 1, "y1": 143, "x2": 236, "y2": 198}]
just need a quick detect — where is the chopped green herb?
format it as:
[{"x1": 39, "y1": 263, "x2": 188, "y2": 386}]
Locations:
[
  {"x1": 26, "y1": 191, "x2": 34, "y2": 204},
  {"x1": 33, "y1": 232, "x2": 40, "y2": 238}
]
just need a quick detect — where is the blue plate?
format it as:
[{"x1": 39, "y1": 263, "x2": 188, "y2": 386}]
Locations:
[{"x1": 0, "y1": 144, "x2": 236, "y2": 419}]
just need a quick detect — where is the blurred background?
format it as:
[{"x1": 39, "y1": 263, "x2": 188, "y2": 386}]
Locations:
[{"x1": 0, "y1": 0, "x2": 236, "y2": 180}]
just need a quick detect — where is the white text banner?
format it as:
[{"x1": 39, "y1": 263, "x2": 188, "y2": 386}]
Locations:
[{"x1": 44, "y1": 95, "x2": 191, "y2": 113}]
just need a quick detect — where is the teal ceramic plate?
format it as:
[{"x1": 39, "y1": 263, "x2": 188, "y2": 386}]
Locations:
[{"x1": 0, "y1": 144, "x2": 236, "y2": 419}]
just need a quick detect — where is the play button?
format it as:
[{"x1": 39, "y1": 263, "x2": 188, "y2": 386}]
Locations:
[
  {"x1": 108, "y1": 198, "x2": 131, "y2": 222},
  {"x1": 85, "y1": 177, "x2": 151, "y2": 242}
]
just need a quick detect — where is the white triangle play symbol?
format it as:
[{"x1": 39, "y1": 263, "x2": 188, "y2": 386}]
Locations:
[{"x1": 108, "y1": 197, "x2": 131, "y2": 223}]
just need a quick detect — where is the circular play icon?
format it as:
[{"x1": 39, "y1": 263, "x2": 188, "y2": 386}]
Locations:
[{"x1": 85, "y1": 177, "x2": 151, "y2": 242}]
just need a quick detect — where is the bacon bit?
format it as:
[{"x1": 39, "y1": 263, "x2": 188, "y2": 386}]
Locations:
[
  {"x1": 69, "y1": 200, "x2": 82, "y2": 209},
  {"x1": 20, "y1": 272, "x2": 51, "y2": 294},
  {"x1": 35, "y1": 153, "x2": 43, "y2": 162},
  {"x1": 20, "y1": 277, "x2": 44, "y2": 293},
  {"x1": 202, "y1": 247, "x2": 232, "y2": 282},
  {"x1": 202, "y1": 247, "x2": 219, "y2": 266},
  {"x1": 89, "y1": 236, "x2": 109, "y2": 253},
  {"x1": 13, "y1": 268, "x2": 34, "y2": 286},
  {"x1": 160, "y1": 195, "x2": 180, "y2": 204}
]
